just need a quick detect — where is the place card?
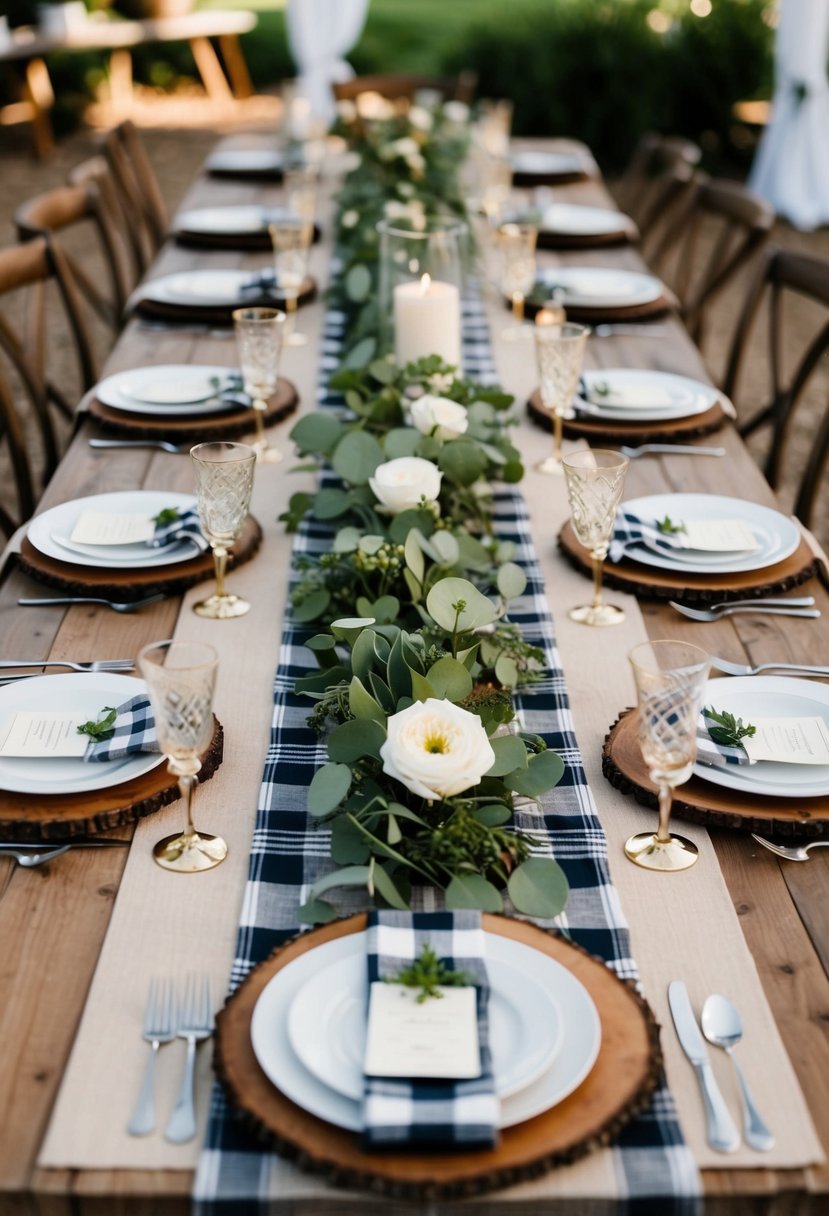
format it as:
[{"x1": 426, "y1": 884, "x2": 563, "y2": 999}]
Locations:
[
  {"x1": 363, "y1": 982, "x2": 481, "y2": 1079},
  {"x1": 676, "y1": 519, "x2": 759, "y2": 553},
  {"x1": 70, "y1": 511, "x2": 155, "y2": 547},
  {"x1": 0, "y1": 711, "x2": 90, "y2": 759},
  {"x1": 743, "y1": 717, "x2": 829, "y2": 765}
]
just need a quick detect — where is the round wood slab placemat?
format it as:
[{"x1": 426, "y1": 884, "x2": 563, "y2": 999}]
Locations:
[
  {"x1": 18, "y1": 515, "x2": 262, "y2": 601},
  {"x1": 214, "y1": 912, "x2": 662, "y2": 1201},
  {"x1": 174, "y1": 223, "x2": 322, "y2": 252},
  {"x1": 134, "y1": 276, "x2": 316, "y2": 327},
  {"x1": 523, "y1": 294, "x2": 673, "y2": 324},
  {"x1": 513, "y1": 167, "x2": 592, "y2": 188},
  {"x1": 527, "y1": 389, "x2": 727, "y2": 443},
  {"x1": 207, "y1": 159, "x2": 284, "y2": 182},
  {"x1": 0, "y1": 717, "x2": 223, "y2": 842},
  {"x1": 88, "y1": 378, "x2": 299, "y2": 443},
  {"x1": 536, "y1": 227, "x2": 635, "y2": 251},
  {"x1": 558, "y1": 521, "x2": 818, "y2": 603},
  {"x1": 603, "y1": 709, "x2": 828, "y2": 838}
]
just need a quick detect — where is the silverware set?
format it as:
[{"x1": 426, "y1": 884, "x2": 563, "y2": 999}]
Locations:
[
  {"x1": 0, "y1": 838, "x2": 131, "y2": 866},
  {"x1": 17, "y1": 594, "x2": 166, "y2": 613},
  {"x1": 670, "y1": 596, "x2": 820, "y2": 622},
  {"x1": 751, "y1": 834, "x2": 829, "y2": 862},
  {"x1": 128, "y1": 973, "x2": 214, "y2": 1142},
  {"x1": 668, "y1": 980, "x2": 773, "y2": 1152},
  {"x1": 618, "y1": 444, "x2": 726, "y2": 460}
]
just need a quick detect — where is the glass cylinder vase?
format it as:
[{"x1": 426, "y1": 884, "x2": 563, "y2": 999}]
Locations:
[{"x1": 377, "y1": 216, "x2": 466, "y2": 373}]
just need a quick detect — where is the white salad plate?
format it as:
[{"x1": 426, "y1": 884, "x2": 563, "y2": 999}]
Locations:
[
  {"x1": 0, "y1": 673, "x2": 162, "y2": 795},
  {"x1": 694, "y1": 676, "x2": 829, "y2": 798},
  {"x1": 512, "y1": 150, "x2": 587, "y2": 177},
  {"x1": 206, "y1": 148, "x2": 284, "y2": 175},
  {"x1": 175, "y1": 206, "x2": 295, "y2": 235},
  {"x1": 138, "y1": 270, "x2": 262, "y2": 307},
  {"x1": 536, "y1": 266, "x2": 664, "y2": 308},
  {"x1": 618, "y1": 493, "x2": 800, "y2": 574},
  {"x1": 250, "y1": 931, "x2": 601, "y2": 1132},
  {"x1": 28, "y1": 490, "x2": 199, "y2": 569},
  {"x1": 539, "y1": 202, "x2": 633, "y2": 237},
  {"x1": 95, "y1": 364, "x2": 239, "y2": 418},
  {"x1": 577, "y1": 368, "x2": 719, "y2": 422}
]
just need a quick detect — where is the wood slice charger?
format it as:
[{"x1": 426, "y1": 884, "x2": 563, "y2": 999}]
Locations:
[
  {"x1": 214, "y1": 912, "x2": 663, "y2": 1201},
  {"x1": 0, "y1": 717, "x2": 223, "y2": 842},
  {"x1": 18, "y1": 515, "x2": 262, "y2": 601},
  {"x1": 134, "y1": 276, "x2": 316, "y2": 327},
  {"x1": 88, "y1": 378, "x2": 299, "y2": 444},
  {"x1": 558, "y1": 520, "x2": 818, "y2": 603},
  {"x1": 527, "y1": 387, "x2": 728, "y2": 444},
  {"x1": 174, "y1": 223, "x2": 322, "y2": 252},
  {"x1": 522, "y1": 293, "x2": 673, "y2": 324},
  {"x1": 604, "y1": 708, "x2": 829, "y2": 838}
]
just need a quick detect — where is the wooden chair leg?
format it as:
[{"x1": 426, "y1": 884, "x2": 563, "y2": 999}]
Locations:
[
  {"x1": 218, "y1": 34, "x2": 253, "y2": 99},
  {"x1": 22, "y1": 59, "x2": 55, "y2": 158},
  {"x1": 188, "y1": 36, "x2": 233, "y2": 103}
]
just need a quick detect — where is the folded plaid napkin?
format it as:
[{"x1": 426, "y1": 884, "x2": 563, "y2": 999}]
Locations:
[
  {"x1": 608, "y1": 510, "x2": 683, "y2": 563},
  {"x1": 238, "y1": 269, "x2": 277, "y2": 298},
  {"x1": 83, "y1": 695, "x2": 160, "y2": 762},
  {"x1": 362, "y1": 909, "x2": 499, "y2": 1151},
  {"x1": 150, "y1": 508, "x2": 209, "y2": 553},
  {"x1": 696, "y1": 711, "x2": 756, "y2": 768}
]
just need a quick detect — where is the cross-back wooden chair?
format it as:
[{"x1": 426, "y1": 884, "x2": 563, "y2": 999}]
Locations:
[
  {"x1": 102, "y1": 120, "x2": 168, "y2": 275},
  {"x1": 0, "y1": 236, "x2": 97, "y2": 538},
  {"x1": 614, "y1": 132, "x2": 702, "y2": 235},
  {"x1": 15, "y1": 180, "x2": 130, "y2": 333},
  {"x1": 67, "y1": 153, "x2": 144, "y2": 295},
  {"x1": 333, "y1": 71, "x2": 478, "y2": 106},
  {"x1": 647, "y1": 172, "x2": 774, "y2": 348},
  {"x1": 722, "y1": 247, "x2": 829, "y2": 530}
]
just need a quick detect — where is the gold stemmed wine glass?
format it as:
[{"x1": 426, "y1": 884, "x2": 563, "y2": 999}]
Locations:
[
  {"x1": 497, "y1": 221, "x2": 537, "y2": 339},
  {"x1": 232, "y1": 306, "x2": 285, "y2": 464},
  {"x1": 534, "y1": 321, "x2": 590, "y2": 474},
  {"x1": 625, "y1": 640, "x2": 711, "y2": 872},
  {"x1": 138, "y1": 639, "x2": 225, "y2": 873},
  {"x1": 191, "y1": 441, "x2": 256, "y2": 620},
  {"x1": 561, "y1": 448, "x2": 629, "y2": 627},
  {"x1": 268, "y1": 215, "x2": 313, "y2": 347}
]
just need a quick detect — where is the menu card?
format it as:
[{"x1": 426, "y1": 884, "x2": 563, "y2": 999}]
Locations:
[
  {"x1": 70, "y1": 511, "x2": 155, "y2": 547},
  {"x1": 363, "y1": 981, "x2": 481, "y2": 1079},
  {"x1": 743, "y1": 717, "x2": 829, "y2": 765},
  {"x1": 674, "y1": 519, "x2": 759, "y2": 553},
  {"x1": 0, "y1": 711, "x2": 89, "y2": 758}
]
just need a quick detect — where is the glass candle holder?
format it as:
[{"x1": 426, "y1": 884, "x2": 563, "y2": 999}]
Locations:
[{"x1": 377, "y1": 215, "x2": 466, "y2": 371}]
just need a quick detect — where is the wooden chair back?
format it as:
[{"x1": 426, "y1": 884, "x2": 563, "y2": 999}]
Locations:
[
  {"x1": 648, "y1": 173, "x2": 774, "y2": 347},
  {"x1": 614, "y1": 132, "x2": 701, "y2": 231},
  {"x1": 723, "y1": 247, "x2": 829, "y2": 529},
  {"x1": 68, "y1": 153, "x2": 143, "y2": 294},
  {"x1": 15, "y1": 180, "x2": 130, "y2": 330},
  {"x1": 102, "y1": 121, "x2": 167, "y2": 274},
  {"x1": 333, "y1": 71, "x2": 477, "y2": 106}
]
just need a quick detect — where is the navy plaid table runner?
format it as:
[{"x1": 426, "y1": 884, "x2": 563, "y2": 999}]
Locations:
[{"x1": 193, "y1": 291, "x2": 701, "y2": 1213}]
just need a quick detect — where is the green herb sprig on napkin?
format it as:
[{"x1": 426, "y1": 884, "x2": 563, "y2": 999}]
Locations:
[
  {"x1": 152, "y1": 507, "x2": 180, "y2": 526},
  {"x1": 657, "y1": 514, "x2": 686, "y2": 535},
  {"x1": 389, "y1": 943, "x2": 473, "y2": 1004},
  {"x1": 76, "y1": 707, "x2": 117, "y2": 741},
  {"x1": 703, "y1": 707, "x2": 756, "y2": 749}
]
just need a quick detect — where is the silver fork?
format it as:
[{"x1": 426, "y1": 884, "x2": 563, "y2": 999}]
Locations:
[
  {"x1": 670, "y1": 600, "x2": 820, "y2": 622},
  {"x1": 0, "y1": 659, "x2": 135, "y2": 673},
  {"x1": 18, "y1": 594, "x2": 166, "y2": 614},
  {"x1": 619, "y1": 444, "x2": 726, "y2": 459},
  {"x1": 165, "y1": 974, "x2": 214, "y2": 1143},
  {"x1": 751, "y1": 834, "x2": 829, "y2": 862},
  {"x1": 89, "y1": 438, "x2": 184, "y2": 455},
  {"x1": 128, "y1": 977, "x2": 178, "y2": 1136},
  {"x1": 0, "y1": 846, "x2": 71, "y2": 866},
  {"x1": 710, "y1": 655, "x2": 829, "y2": 678},
  {"x1": 591, "y1": 324, "x2": 669, "y2": 337}
]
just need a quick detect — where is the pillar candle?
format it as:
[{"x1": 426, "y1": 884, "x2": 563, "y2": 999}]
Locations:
[{"x1": 393, "y1": 274, "x2": 461, "y2": 369}]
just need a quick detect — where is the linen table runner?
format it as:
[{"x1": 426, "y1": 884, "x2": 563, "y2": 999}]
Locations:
[{"x1": 194, "y1": 292, "x2": 701, "y2": 1212}]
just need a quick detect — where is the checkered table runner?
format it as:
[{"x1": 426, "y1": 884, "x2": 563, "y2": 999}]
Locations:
[{"x1": 193, "y1": 292, "x2": 701, "y2": 1213}]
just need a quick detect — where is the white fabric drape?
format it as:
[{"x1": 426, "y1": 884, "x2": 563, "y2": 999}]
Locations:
[
  {"x1": 748, "y1": 0, "x2": 829, "y2": 231},
  {"x1": 285, "y1": 0, "x2": 370, "y2": 129}
]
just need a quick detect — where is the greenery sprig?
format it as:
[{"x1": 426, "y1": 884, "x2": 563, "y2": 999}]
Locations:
[
  {"x1": 657, "y1": 514, "x2": 686, "y2": 535},
  {"x1": 703, "y1": 707, "x2": 756, "y2": 749},
  {"x1": 388, "y1": 944, "x2": 473, "y2": 1003},
  {"x1": 152, "y1": 507, "x2": 180, "y2": 526},
  {"x1": 76, "y1": 706, "x2": 117, "y2": 741}
]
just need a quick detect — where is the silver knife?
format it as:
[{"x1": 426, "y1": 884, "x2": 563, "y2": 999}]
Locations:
[
  {"x1": 0, "y1": 839, "x2": 131, "y2": 850},
  {"x1": 668, "y1": 980, "x2": 740, "y2": 1152}
]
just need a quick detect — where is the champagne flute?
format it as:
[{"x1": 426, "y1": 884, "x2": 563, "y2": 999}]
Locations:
[
  {"x1": 269, "y1": 216, "x2": 313, "y2": 347},
  {"x1": 534, "y1": 321, "x2": 589, "y2": 473},
  {"x1": 191, "y1": 441, "x2": 256, "y2": 620},
  {"x1": 283, "y1": 164, "x2": 318, "y2": 226},
  {"x1": 138, "y1": 639, "x2": 225, "y2": 873},
  {"x1": 562, "y1": 448, "x2": 629, "y2": 627},
  {"x1": 232, "y1": 306, "x2": 285, "y2": 464},
  {"x1": 626, "y1": 640, "x2": 711, "y2": 872},
  {"x1": 497, "y1": 221, "x2": 537, "y2": 339}
]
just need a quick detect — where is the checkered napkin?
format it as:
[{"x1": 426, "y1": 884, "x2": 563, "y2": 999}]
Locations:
[
  {"x1": 696, "y1": 711, "x2": 755, "y2": 768},
  {"x1": 83, "y1": 695, "x2": 159, "y2": 762},
  {"x1": 193, "y1": 283, "x2": 700, "y2": 1214},
  {"x1": 362, "y1": 910, "x2": 499, "y2": 1150},
  {"x1": 150, "y1": 508, "x2": 209, "y2": 553},
  {"x1": 238, "y1": 269, "x2": 277, "y2": 298},
  {"x1": 608, "y1": 510, "x2": 683, "y2": 563}
]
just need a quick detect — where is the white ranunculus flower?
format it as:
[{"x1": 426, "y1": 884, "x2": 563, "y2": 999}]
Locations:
[
  {"x1": 410, "y1": 394, "x2": 469, "y2": 439},
  {"x1": 406, "y1": 152, "x2": 426, "y2": 175},
  {"x1": 341, "y1": 209, "x2": 359, "y2": 229},
  {"x1": 381, "y1": 136, "x2": 420, "y2": 162},
  {"x1": 369, "y1": 457, "x2": 442, "y2": 514},
  {"x1": 380, "y1": 698, "x2": 496, "y2": 801},
  {"x1": 443, "y1": 100, "x2": 470, "y2": 124},
  {"x1": 408, "y1": 105, "x2": 434, "y2": 132}
]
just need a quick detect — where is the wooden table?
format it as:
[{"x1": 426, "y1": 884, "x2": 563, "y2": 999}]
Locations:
[
  {"x1": 0, "y1": 137, "x2": 826, "y2": 1214},
  {"x1": 0, "y1": 11, "x2": 256, "y2": 157}
]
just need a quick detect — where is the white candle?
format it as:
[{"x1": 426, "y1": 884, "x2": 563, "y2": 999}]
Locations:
[{"x1": 394, "y1": 274, "x2": 461, "y2": 369}]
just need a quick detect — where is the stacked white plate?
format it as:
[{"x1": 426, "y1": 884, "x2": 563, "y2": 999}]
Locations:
[
  {"x1": 512, "y1": 150, "x2": 589, "y2": 178},
  {"x1": 174, "y1": 206, "x2": 297, "y2": 237},
  {"x1": 536, "y1": 266, "x2": 664, "y2": 309},
  {"x1": 95, "y1": 364, "x2": 240, "y2": 418},
  {"x1": 577, "y1": 369, "x2": 720, "y2": 423},
  {"x1": 538, "y1": 203, "x2": 635, "y2": 239},
  {"x1": 135, "y1": 270, "x2": 265, "y2": 308},
  {"x1": 206, "y1": 147, "x2": 284, "y2": 176},
  {"x1": 250, "y1": 929, "x2": 602, "y2": 1131}
]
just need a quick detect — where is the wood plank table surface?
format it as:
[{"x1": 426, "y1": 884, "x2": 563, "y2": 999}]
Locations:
[{"x1": 0, "y1": 134, "x2": 826, "y2": 1215}]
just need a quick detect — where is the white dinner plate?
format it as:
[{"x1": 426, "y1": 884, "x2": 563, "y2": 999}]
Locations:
[
  {"x1": 694, "y1": 676, "x2": 829, "y2": 798},
  {"x1": 577, "y1": 369, "x2": 719, "y2": 422},
  {"x1": 618, "y1": 493, "x2": 800, "y2": 574},
  {"x1": 286, "y1": 951, "x2": 563, "y2": 1102},
  {"x1": 539, "y1": 203, "x2": 633, "y2": 237},
  {"x1": 175, "y1": 206, "x2": 295, "y2": 236},
  {"x1": 206, "y1": 148, "x2": 284, "y2": 175},
  {"x1": 250, "y1": 931, "x2": 601, "y2": 1132},
  {"x1": 537, "y1": 266, "x2": 664, "y2": 309},
  {"x1": 28, "y1": 490, "x2": 200, "y2": 569},
  {"x1": 95, "y1": 364, "x2": 240, "y2": 418},
  {"x1": 512, "y1": 151, "x2": 587, "y2": 177},
  {"x1": 0, "y1": 673, "x2": 163, "y2": 795},
  {"x1": 139, "y1": 270, "x2": 260, "y2": 307}
]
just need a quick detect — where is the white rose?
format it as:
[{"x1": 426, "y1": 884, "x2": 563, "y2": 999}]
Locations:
[
  {"x1": 443, "y1": 101, "x2": 470, "y2": 124},
  {"x1": 406, "y1": 152, "x2": 426, "y2": 175},
  {"x1": 408, "y1": 105, "x2": 434, "y2": 132},
  {"x1": 341, "y1": 209, "x2": 359, "y2": 229},
  {"x1": 380, "y1": 698, "x2": 496, "y2": 801},
  {"x1": 369, "y1": 456, "x2": 442, "y2": 513},
  {"x1": 410, "y1": 394, "x2": 469, "y2": 439}
]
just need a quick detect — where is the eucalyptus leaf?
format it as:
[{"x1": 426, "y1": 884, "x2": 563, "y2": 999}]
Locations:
[
  {"x1": 313, "y1": 487, "x2": 351, "y2": 520},
  {"x1": 330, "y1": 617, "x2": 375, "y2": 645},
  {"x1": 349, "y1": 675, "x2": 387, "y2": 724},
  {"x1": 507, "y1": 857, "x2": 569, "y2": 919},
  {"x1": 333, "y1": 526, "x2": 361, "y2": 553},
  {"x1": 368, "y1": 357, "x2": 398, "y2": 385},
  {"x1": 332, "y1": 430, "x2": 384, "y2": 485},
  {"x1": 470, "y1": 805, "x2": 512, "y2": 827},
  {"x1": 290, "y1": 412, "x2": 344, "y2": 456},
  {"x1": 342, "y1": 335, "x2": 377, "y2": 370},
  {"x1": 297, "y1": 898, "x2": 338, "y2": 925},
  {"x1": 496, "y1": 561, "x2": 527, "y2": 601},
  {"x1": 371, "y1": 863, "x2": 409, "y2": 910},
  {"x1": 430, "y1": 530, "x2": 460, "y2": 566},
  {"x1": 358, "y1": 534, "x2": 384, "y2": 554},
  {"x1": 308, "y1": 863, "x2": 371, "y2": 898},
  {"x1": 438, "y1": 439, "x2": 488, "y2": 487},
  {"x1": 425, "y1": 656, "x2": 473, "y2": 701},
  {"x1": 307, "y1": 763, "x2": 352, "y2": 817},
  {"x1": 293, "y1": 588, "x2": 331, "y2": 623},
  {"x1": 384, "y1": 427, "x2": 422, "y2": 459},
  {"x1": 494, "y1": 655, "x2": 519, "y2": 688},
  {"x1": 505, "y1": 749, "x2": 565, "y2": 797},
  {"x1": 445, "y1": 873, "x2": 504, "y2": 912},
  {"x1": 331, "y1": 814, "x2": 372, "y2": 863},
  {"x1": 426, "y1": 577, "x2": 498, "y2": 632},
  {"x1": 345, "y1": 263, "x2": 372, "y2": 302},
  {"x1": 486, "y1": 734, "x2": 528, "y2": 777},
  {"x1": 404, "y1": 529, "x2": 425, "y2": 584},
  {"x1": 328, "y1": 718, "x2": 386, "y2": 763},
  {"x1": 305, "y1": 633, "x2": 337, "y2": 652}
]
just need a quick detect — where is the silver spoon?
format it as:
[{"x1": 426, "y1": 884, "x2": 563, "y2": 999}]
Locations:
[
  {"x1": 1, "y1": 846, "x2": 72, "y2": 867},
  {"x1": 701, "y1": 994, "x2": 775, "y2": 1151},
  {"x1": 89, "y1": 438, "x2": 184, "y2": 455}
]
